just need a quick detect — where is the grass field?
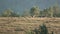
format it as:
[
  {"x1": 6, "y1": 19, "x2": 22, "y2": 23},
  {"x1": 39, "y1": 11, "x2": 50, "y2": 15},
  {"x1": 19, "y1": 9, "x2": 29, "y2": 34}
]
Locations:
[{"x1": 0, "y1": 17, "x2": 60, "y2": 34}]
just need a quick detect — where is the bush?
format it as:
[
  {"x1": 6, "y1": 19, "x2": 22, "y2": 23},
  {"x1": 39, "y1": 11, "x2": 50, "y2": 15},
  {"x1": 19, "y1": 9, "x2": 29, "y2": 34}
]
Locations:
[{"x1": 34, "y1": 24, "x2": 48, "y2": 34}]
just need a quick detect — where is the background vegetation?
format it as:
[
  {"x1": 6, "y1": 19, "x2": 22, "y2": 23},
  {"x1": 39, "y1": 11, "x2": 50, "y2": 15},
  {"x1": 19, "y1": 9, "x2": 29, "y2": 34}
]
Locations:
[{"x1": 0, "y1": 5, "x2": 60, "y2": 18}]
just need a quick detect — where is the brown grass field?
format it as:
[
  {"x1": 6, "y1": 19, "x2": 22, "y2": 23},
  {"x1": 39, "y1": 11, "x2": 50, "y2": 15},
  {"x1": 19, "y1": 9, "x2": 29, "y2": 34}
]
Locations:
[{"x1": 0, "y1": 17, "x2": 60, "y2": 34}]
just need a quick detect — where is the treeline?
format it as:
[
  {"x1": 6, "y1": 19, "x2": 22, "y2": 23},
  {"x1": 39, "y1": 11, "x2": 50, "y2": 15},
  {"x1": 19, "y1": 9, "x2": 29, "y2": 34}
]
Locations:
[
  {"x1": 0, "y1": 9, "x2": 20, "y2": 17},
  {"x1": 23, "y1": 6, "x2": 60, "y2": 17},
  {"x1": 0, "y1": 6, "x2": 60, "y2": 17}
]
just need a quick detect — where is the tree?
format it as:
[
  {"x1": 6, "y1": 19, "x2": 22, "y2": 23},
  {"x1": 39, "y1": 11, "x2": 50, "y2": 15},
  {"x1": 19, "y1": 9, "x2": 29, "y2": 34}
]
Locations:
[
  {"x1": 30, "y1": 6, "x2": 40, "y2": 17},
  {"x1": 48, "y1": 7, "x2": 54, "y2": 17},
  {"x1": 1, "y1": 9, "x2": 13, "y2": 17},
  {"x1": 43, "y1": 8, "x2": 49, "y2": 17},
  {"x1": 11, "y1": 12, "x2": 20, "y2": 17},
  {"x1": 53, "y1": 6, "x2": 60, "y2": 17},
  {"x1": 1, "y1": 9, "x2": 20, "y2": 17},
  {"x1": 42, "y1": 6, "x2": 60, "y2": 17}
]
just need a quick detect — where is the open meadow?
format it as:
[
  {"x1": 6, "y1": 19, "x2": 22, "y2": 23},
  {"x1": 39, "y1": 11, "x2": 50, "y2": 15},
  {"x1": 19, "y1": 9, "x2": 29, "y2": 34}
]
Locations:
[{"x1": 0, "y1": 17, "x2": 60, "y2": 34}]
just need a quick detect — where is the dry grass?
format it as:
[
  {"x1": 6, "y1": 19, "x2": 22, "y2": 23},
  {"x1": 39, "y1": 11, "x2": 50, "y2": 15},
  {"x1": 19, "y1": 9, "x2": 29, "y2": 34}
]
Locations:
[{"x1": 0, "y1": 17, "x2": 60, "y2": 34}]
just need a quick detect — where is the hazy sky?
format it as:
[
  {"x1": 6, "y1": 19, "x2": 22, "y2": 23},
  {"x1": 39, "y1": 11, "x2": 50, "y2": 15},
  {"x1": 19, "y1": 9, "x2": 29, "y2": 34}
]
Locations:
[{"x1": 0, "y1": 0, "x2": 60, "y2": 14}]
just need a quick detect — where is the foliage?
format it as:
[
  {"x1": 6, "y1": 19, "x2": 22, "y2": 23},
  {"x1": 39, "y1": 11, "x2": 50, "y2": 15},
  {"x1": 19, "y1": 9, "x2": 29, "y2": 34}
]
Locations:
[
  {"x1": 48, "y1": 7, "x2": 54, "y2": 17},
  {"x1": 33, "y1": 24, "x2": 48, "y2": 34},
  {"x1": 0, "y1": 5, "x2": 60, "y2": 17},
  {"x1": 40, "y1": 6, "x2": 60, "y2": 17},
  {"x1": 34, "y1": 28, "x2": 39, "y2": 34},
  {"x1": 30, "y1": 6, "x2": 40, "y2": 17},
  {"x1": 40, "y1": 24, "x2": 48, "y2": 34},
  {"x1": 1, "y1": 9, "x2": 20, "y2": 17}
]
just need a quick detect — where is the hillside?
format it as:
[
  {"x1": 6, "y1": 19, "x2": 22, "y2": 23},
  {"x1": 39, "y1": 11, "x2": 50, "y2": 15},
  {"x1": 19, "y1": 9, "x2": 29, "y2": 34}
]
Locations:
[{"x1": 0, "y1": 17, "x2": 60, "y2": 34}]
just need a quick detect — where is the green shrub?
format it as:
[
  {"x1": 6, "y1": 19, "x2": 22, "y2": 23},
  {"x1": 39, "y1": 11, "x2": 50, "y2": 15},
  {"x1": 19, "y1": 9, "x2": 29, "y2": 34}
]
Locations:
[{"x1": 34, "y1": 24, "x2": 48, "y2": 34}]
